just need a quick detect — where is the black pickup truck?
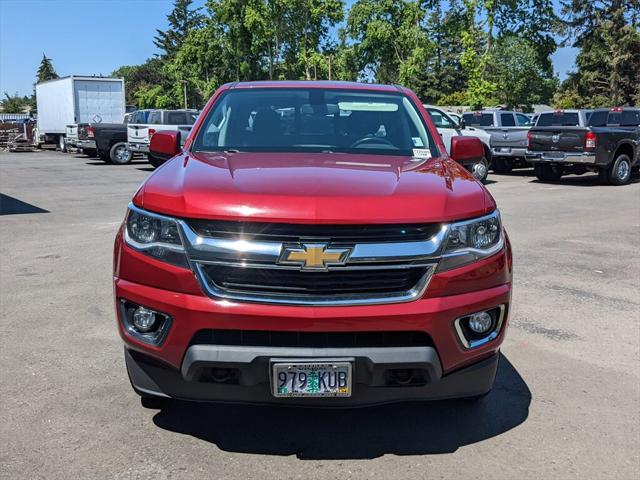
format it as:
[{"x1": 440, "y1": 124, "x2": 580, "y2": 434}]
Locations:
[
  {"x1": 92, "y1": 123, "x2": 132, "y2": 164},
  {"x1": 92, "y1": 110, "x2": 151, "y2": 164},
  {"x1": 527, "y1": 107, "x2": 640, "y2": 185}
]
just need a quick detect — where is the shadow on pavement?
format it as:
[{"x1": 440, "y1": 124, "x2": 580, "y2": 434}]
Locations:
[
  {"x1": 0, "y1": 193, "x2": 49, "y2": 215},
  {"x1": 152, "y1": 354, "x2": 530, "y2": 459},
  {"x1": 529, "y1": 172, "x2": 639, "y2": 187}
]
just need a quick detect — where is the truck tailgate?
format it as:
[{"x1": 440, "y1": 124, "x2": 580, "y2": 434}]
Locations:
[
  {"x1": 529, "y1": 127, "x2": 587, "y2": 152},
  {"x1": 490, "y1": 128, "x2": 529, "y2": 148},
  {"x1": 128, "y1": 124, "x2": 150, "y2": 144}
]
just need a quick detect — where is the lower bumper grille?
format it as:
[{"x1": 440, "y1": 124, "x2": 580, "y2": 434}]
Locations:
[{"x1": 191, "y1": 329, "x2": 434, "y2": 348}]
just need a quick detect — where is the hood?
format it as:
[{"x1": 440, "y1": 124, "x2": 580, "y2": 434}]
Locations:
[{"x1": 135, "y1": 152, "x2": 494, "y2": 224}]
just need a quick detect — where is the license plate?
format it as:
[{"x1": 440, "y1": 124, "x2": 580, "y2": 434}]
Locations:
[
  {"x1": 272, "y1": 361, "x2": 352, "y2": 398},
  {"x1": 499, "y1": 147, "x2": 511, "y2": 153}
]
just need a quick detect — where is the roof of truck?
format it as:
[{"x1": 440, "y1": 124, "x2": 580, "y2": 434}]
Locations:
[
  {"x1": 36, "y1": 75, "x2": 124, "y2": 86},
  {"x1": 227, "y1": 80, "x2": 405, "y2": 93}
]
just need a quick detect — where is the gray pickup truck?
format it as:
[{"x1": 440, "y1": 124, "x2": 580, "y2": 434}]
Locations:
[
  {"x1": 527, "y1": 107, "x2": 640, "y2": 185},
  {"x1": 461, "y1": 110, "x2": 532, "y2": 173}
]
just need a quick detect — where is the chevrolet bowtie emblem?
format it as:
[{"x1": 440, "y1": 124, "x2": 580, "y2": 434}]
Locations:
[{"x1": 279, "y1": 243, "x2": 351, "y2": 270}]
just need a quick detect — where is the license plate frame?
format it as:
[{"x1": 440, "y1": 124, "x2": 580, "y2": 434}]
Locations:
[{"x1": 271, "y1": 360, "x2": 353, "y2": 398}]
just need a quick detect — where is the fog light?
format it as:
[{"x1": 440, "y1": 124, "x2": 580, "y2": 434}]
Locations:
[
  {"x1": 119, "y1": 300, "x2": 172, "y2": 346},
  {"x1": 468, "y1": 311, "x2": 493, "y2": 333},
  {"x1": 132, "y1": 307, "x2": 157, "y2": 332}
]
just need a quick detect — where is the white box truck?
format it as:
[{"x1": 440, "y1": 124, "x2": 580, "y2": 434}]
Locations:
[{"x1": 35, "y1": 76, "x2": 125, "y2": 151}]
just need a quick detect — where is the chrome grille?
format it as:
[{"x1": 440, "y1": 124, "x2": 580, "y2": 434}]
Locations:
[{"x1": 178, "y1": 219, "x2": 447, "y2": 306}]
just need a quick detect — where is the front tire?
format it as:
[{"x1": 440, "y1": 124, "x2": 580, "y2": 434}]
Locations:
[
  {"x1": 109, "y1": 142, "x2": 133, "y2": 164},
  {"x1": 469, "y1": 157, "x2": 489, "y2": 183},
  {"x1": 492, "y1": 156, "x2": 512, "y2": 174},
  {"x1": 534, "y1": 164, "x2": 563, "y2": 182},
  {"x1": 607, "y1": 154, "x2": 632, "y2": 185},
  {"x1": 57, "y1": 135, "x2": 67, "y2": 152}
]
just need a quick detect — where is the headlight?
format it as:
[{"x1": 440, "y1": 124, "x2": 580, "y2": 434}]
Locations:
[
  {"x1": 439, "y1": 210, "x2": 503, "y2": 271},
  {"x1": 124, "y1": 204, "x2": 189, "y2": 268}
]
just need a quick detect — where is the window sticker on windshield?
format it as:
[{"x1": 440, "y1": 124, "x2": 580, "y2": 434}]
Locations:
[
  {"x1": 412, "y1": 148, "x2": 432, "y2": 158},
  {"x1": 412, "y1": 137, "x2": 424, "y2": 147}
]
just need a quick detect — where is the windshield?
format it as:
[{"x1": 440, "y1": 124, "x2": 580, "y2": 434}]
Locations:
[
  {"x1": 192, "y1": 88, "x2": 437, "y2": 157},
  {"x1": 462, "y1": 112, "x2": 494, "y2": 127},
  {"x1": 537, "y1": 112, "x2": 580, "y2": 127}
]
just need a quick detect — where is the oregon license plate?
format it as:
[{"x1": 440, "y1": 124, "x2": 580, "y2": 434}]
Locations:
[{"x1": 272, "y1": 361, "x2": 352, "y2": 398}]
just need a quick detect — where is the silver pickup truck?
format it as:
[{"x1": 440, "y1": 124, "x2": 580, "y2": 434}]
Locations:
[{"x1": 461, "y1": 110, "x2": 532, "y2": 173}]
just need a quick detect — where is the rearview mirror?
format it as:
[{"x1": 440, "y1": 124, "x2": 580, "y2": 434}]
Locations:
[
  {"x1": 149, "y1": 131, "x2": 181, "y2": 160},
  {"x1": 450, "y1": 136, "x2": 483, "y2": 163}
]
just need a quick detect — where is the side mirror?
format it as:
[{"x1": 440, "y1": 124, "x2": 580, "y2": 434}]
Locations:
[
  {"x1": 459, "y1": 119, "x2": 466, "y2": 129},
  {"x1": 450, "y1": 136, "x2": 484, "y2": 163},
  {"x1": 149, "y1": 131, "x2": 181, "y2": 160}
]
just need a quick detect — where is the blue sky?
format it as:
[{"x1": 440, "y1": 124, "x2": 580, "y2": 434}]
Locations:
[{"x1": 0, "y1": 0, "x2": 578, "y2": 97}]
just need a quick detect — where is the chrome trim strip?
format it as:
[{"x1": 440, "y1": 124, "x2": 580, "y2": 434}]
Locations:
[
  {"x1": 194, "y1": 259, "x2": 437, "y2": 270},
  {"x1": 453, "y1": 305, "x2": 506, "y2": 349},
  {"x1": 180, "y1": 222, "x2": 282, "y2": 262},
  {"x1": 348, "y1": 226, "x2": 448, "y2": 263},
  {"x1": 180, "y1": 220, "x2": 446, "y2": 266},
  {"x1": 526, "y1": 151, "x2": 596, "y2": 164},
  {"x1": 193, "y1": 263, "x2": 436, "y2": 306}
]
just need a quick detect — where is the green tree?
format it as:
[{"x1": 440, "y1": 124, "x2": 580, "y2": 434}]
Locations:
[
  {"x1": 422, "y1": 0, "x2": 467, "y2": 103},
  {"x1": 112, "y1": 58, "x2": 171, "y2": 106},
  {"x1": 344, "y1": 0, "x2": 433, "y2": 96},
  {"x1": 154, "y1": 0, "x2": 205, "y2": 57},
  {"x1": 489, "y1": 35, "x2": 558, "y2": 108},
  {"x1": 36, "y1": 54, "x2": 59, "y2": 83},
  {"x1": 560, "y1": 0, "x2": 640, "y2": 106},
  {"x1": 0, "y1": 92, "x2": 30, "y2": 113}
]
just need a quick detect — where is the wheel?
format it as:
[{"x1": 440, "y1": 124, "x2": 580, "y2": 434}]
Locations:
[
  {"x1": 109, "y1": 142, "x2": 133, "y2": 164},
  {"x1": 469, "y1": 157, "x2": 489, "y2": 183},
  {"x1": 492, "y1": 156, "x2": 512, "y2": 174},
  {"x1": 57, "y1": 135, "x2": 67, "y2": 152},
  {"x1": 607, "y1": 154, "x2": 632, "y2": 185},
  {"x1": 534, "y1": 164, "x2": 562, "y2": 181},
  {"x1": 83, "y1": 148, "x2": 97, "y2": 158},
  {"x1": 148, "y1": 154, "x2": 165, "y2": 168}
]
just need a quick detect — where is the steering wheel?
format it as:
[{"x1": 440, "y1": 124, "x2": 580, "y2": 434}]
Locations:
[{"x1": 350, "y1": 136, "x2": 395, "y2": 148}]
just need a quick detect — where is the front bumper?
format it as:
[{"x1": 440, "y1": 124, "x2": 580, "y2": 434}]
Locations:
[
  {"x1": 77, "y1": 140, "x2": 96, "y2": 150},
  {"x1": 526, "y1": 151, "x2": 596, "y2": 165},
  {"x1": 491, "y1": 147, "x2": 527, "y2": 158},
  {"x1": 126, "y1": 347, "x2": 499, "y2": 406},
  {"x1": 128, "y1": 142, "x2": 149, "y2": 153},
  {"x1": 116, "y1": 277, "x2": 510, "y2": 405}
]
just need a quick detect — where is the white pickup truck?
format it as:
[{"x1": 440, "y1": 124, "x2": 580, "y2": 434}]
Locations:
[
  {"x1": 424, "y1": 105, "x2": 492, "y2": 182},
  {"x1": 127, "y1": 109, "x2": 198, "y2": 166}
]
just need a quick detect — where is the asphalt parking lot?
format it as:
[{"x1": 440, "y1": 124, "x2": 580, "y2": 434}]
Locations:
[{"x1": 1, "y1": 150, "x2": 638, "y2": 479}]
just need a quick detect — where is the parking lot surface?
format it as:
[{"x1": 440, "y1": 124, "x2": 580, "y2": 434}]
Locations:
[{"x1": 1, "y1": 151, "x2": 638, "y2": 479}]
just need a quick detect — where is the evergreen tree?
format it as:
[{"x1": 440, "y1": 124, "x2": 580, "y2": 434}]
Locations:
[
  {"x1": 154, "y1": 0, "x2": 205, "y2": 57},
  {"x1": 36, "y1": 54, "x2": 59, "y2": 83},
  {"x1": 560, "y1": 0, "x2": 640, "y2": 106}
]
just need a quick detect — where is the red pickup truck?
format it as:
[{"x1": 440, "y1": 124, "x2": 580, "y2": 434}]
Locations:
[{"x1": 114, "y1": 81, "x2": 512, "y2": 407}]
